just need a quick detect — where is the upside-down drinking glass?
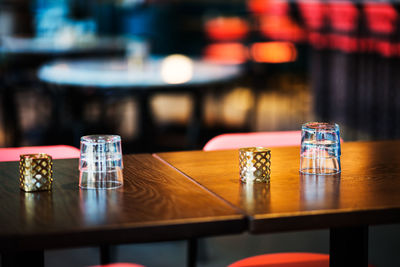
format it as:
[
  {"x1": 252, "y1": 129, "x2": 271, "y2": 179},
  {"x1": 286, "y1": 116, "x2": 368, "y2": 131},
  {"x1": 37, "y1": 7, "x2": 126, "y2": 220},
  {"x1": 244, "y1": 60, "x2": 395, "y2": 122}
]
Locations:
[
  {"x1": 79, "y1": 135, "x2": 123, "y2": 189},
  {"x1": 300, "y1": 122, "x2": 341, "y2": 175}
]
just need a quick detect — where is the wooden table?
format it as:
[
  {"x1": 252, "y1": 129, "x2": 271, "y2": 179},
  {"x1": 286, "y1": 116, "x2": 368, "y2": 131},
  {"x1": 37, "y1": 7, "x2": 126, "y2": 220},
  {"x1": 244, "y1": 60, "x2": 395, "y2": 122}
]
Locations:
[
  {"x1": 0, "y1": 154, "x2": 245, "y2": 267},
  {"x1": 155, "y1": 140, "x2": 400, "y2": 267}
]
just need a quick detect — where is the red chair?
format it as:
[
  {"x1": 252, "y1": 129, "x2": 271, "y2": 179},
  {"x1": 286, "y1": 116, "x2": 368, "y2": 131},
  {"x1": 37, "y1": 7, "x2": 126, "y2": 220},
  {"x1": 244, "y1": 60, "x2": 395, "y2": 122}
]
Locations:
[
  {"x1": 203, "y1": 130, "x2": 301, "y2": 151},
  {"x1": 90, "y1": 263, "x2": 145, "y2": 267},
  {"x1": 229, "y1": 252, "x2": 376, "y2": 266},
  {"x1": 0, "y1": 145, "x2": 80, "y2": 161},
  {"x1": 229, "y1": 252, "x2": 328, "y2": 267},
  {"x1": 228, "y1": 252, "x2": 375, "y2": 267}
]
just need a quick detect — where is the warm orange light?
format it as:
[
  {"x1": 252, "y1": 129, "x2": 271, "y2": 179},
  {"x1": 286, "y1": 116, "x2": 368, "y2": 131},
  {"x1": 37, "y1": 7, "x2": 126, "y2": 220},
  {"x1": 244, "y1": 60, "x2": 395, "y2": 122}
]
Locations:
[
  {"x1": 328, "y1": 34, "x2": 358, "y2": 53},
  {"x1": 251, "y1": 42, "x2": 297, "y2": 63},
  {"x1": 375, "y1": 40, "x2": 394, "y2": 58},
  {"x1": 329, "y1": 2, "x2": 358, "y2": 32},
  {"x1": 364, "y1": 3, "x2": 397, "y2": 34},
  {"x1": 205, "y1": 17, "x2": 249, "y2": 41},
  {"x1": 203, "y1": 43, "x2": 248, "y2": 64},
  {"x1": 309, "y1": 33, "x2": 398, "y2": 57},
  {"x1": 247, "y1": 0, "x2": 289, "y2": 15},
  {"x1": 259, "y1": 15, "x2": 305, "y2": 42},
  {"x1": 298, "y1": 2, "x2": 326, "y2": 30}
]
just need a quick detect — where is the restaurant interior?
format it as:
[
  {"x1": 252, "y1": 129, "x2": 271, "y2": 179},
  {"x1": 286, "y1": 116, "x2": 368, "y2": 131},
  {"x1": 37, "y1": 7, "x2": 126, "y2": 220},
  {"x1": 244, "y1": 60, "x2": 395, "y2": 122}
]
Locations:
[{"x1": 1, "y1": 0, "x2": 400, "y2": 266}]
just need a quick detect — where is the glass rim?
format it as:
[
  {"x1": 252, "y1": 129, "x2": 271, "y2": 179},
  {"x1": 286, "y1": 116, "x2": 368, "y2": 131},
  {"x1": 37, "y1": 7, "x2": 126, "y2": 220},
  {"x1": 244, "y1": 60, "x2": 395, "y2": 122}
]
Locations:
[
  {"x1": 302, "y1": 122, "x2": 339, "y2": 131},
  {"x1": 81, "y1": 135, "x2": 121, "y2": 143}
]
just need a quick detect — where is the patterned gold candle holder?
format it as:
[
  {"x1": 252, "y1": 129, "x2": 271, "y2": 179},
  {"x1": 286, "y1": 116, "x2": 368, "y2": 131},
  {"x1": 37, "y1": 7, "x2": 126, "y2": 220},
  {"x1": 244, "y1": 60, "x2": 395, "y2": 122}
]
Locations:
[
  {"x1": 19, "y1": 154, "x2": 53, "y2": 192},
  {"x1": 239, "y1": 147, "x2": 271, "y2": 183}
]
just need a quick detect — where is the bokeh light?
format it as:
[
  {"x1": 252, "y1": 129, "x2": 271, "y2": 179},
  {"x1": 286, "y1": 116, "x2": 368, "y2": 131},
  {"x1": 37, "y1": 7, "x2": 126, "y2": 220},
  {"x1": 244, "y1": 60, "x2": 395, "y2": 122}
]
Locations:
[{"x1": 161, "y1": 54, "x2": 194, "y2": 84}]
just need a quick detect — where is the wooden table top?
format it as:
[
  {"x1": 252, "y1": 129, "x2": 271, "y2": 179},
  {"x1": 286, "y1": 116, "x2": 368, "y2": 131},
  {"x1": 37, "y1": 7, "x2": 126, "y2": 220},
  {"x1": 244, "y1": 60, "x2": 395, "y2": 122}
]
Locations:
[
  {"x1": 155, "y1": 141, "x2": 400, "y2": 233},
  {"x1": 0, "y1": 154, "x2": 245, "y2": 252}
]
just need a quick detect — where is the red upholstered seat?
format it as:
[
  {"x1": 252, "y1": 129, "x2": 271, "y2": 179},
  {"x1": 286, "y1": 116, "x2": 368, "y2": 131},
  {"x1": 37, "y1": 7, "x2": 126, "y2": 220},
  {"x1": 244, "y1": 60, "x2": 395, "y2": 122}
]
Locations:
[
  {"x1": 0, "y1": 145, "x2": 80, "y2": 161},
  {"x1": 90, "y1": 263, "x2": 146, "y2": 267},
  {"x1": 203, "y1": 131, "x2": 301, "y2": 151},
  {"x1": 228, "y1": 252, "x2": 376, "y2": 267},
  {"x1": 228, "y1": 252, "x2": 329, "y2": 267}
]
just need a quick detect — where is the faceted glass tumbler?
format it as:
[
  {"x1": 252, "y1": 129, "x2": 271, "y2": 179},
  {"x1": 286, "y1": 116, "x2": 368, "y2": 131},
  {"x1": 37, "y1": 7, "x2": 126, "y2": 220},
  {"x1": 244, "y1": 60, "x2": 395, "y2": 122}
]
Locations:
[
  {"x1": 300, "y1": 122, "x2": 341, "y2": 175},
  {"x1": 79, "y1": 135, "x2": 123, "y2": 189}
]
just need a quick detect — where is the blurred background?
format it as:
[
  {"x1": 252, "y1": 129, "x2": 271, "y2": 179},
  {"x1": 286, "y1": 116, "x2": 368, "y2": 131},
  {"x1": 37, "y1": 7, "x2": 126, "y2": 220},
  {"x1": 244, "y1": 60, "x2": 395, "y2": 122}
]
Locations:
[
  {"x1": 2, "y1": 1, "x2": 400, "y2": 266},
  {"x1": 4, "y1": 0, "x2": 399, "y2": 153}
]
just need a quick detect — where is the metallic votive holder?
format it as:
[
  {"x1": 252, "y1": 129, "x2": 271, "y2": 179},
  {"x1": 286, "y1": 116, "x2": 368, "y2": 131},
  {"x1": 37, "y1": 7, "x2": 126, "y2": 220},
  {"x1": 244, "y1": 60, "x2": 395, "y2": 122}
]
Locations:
[
  {"x1": 239, "y1": 147, "x2": 271, "y2": 183},
  {"x1": 19, "y1": 154, "x2": 53, "y2": 192}
]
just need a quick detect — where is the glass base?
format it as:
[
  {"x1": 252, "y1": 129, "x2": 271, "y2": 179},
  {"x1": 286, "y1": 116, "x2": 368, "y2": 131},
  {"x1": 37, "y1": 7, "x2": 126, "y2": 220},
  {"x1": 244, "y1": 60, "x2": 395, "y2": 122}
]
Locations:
[
  {"x1": 299, "y1": 168, "x2": 341, "y2": 175},
  {"x1": 300, "y1": 156, "x2": 341, "y2": 175},
  {"x1": 79, "y1": 169, "x2": 123, "y2": 189}
]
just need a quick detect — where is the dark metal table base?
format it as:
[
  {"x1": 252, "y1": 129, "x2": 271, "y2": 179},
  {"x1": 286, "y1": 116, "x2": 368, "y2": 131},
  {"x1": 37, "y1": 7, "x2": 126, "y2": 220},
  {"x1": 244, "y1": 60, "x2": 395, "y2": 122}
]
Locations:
[
  {"x1": 2, "y1": 250, "x2": 44, "y2": 267},
  {"x1": 330, "y1": 226, "x2": 369, "y2": 267}
]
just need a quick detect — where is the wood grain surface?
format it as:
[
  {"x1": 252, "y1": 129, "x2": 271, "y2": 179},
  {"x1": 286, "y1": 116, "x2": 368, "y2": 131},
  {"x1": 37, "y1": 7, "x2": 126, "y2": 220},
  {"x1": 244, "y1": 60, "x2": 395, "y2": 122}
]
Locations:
[
  {"x1": 0, "y1": 154, "x2": 245, "y2": 252},
  {"x1": 155, "y1": 141, "x2": 400, "y2": 233}
]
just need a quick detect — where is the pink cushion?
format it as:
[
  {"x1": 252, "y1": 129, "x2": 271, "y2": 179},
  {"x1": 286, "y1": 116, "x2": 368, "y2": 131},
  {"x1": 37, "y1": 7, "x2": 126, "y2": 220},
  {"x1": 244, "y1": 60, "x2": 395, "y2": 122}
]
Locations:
[
  {"x1": 228, "y1": 252, "x2": 329, "y2": 267},
  {"x1": 90, "y1": 263, "x2": 145, "y2": 267},
  {"x1": 203, "y1": 131, "x2": 302, "y2": 151},
  {"x1": 0, "y1": 145, "x2": 80, "y2": 162},
  {"x1": 228, "y1": 252, "x2": 376, "y2": 267}
]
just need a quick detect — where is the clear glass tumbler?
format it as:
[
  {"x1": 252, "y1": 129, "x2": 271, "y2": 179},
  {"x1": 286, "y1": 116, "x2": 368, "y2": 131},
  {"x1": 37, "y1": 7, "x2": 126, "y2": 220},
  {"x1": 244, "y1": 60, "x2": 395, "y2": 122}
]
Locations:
[
  {"x1": 79, "y1": 135, "x2": 123, "y2": 189},
  {"x1": 300, "y1": 122, "x2": 341, "y2": 175}
]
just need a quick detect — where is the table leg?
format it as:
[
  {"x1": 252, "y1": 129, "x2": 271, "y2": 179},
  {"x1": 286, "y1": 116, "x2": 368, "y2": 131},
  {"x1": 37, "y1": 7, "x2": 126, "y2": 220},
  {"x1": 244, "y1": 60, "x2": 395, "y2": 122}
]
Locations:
[
  {"x1": 330, "y1": 226, "x2": 368, "y2": 267},
  {"x1": 135, "y1": 92, "x2": 155, "y2": 152},
  {"x1": 100, "y1": 244, "x2": 116, "y2": 264},
  {"x1": 45, "y1": 82, "x2": 73, "y2": 146},
  {"x1": 186, "y1": 90, "x2": 204, "y2": 149},
  {"x1": 47, "y1": 83, "x2": 63, "y2": 144},
  {"x1": 187, "y1": 238, "x2": 197, "y2": 267},
  {"x1": 2, "y1": 83, "x2": 20, "y2": 146},
  {"x1": 2, "y1": 250, "x2": 44, "y2": 267}
]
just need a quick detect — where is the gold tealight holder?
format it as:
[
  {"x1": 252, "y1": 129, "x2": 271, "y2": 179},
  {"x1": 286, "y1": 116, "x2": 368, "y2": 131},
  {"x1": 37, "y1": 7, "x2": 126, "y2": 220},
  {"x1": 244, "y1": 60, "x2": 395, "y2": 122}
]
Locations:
[
  {"x1": 239, "y1": 147, "x2": 271, "y2": 183},
  {"x1": 19, "y1": 154, "x2": 53, "y2": 192}
]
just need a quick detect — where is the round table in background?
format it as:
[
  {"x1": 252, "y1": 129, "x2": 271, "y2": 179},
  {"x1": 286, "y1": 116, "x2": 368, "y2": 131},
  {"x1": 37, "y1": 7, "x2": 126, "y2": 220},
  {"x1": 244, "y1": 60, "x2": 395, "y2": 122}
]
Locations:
[
  {"x1": 0, "y1": 36, "x2": 126, "y2": 147},
  {"x1": 38, "y1": 56, "x2": 243, "y2": 151}
]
